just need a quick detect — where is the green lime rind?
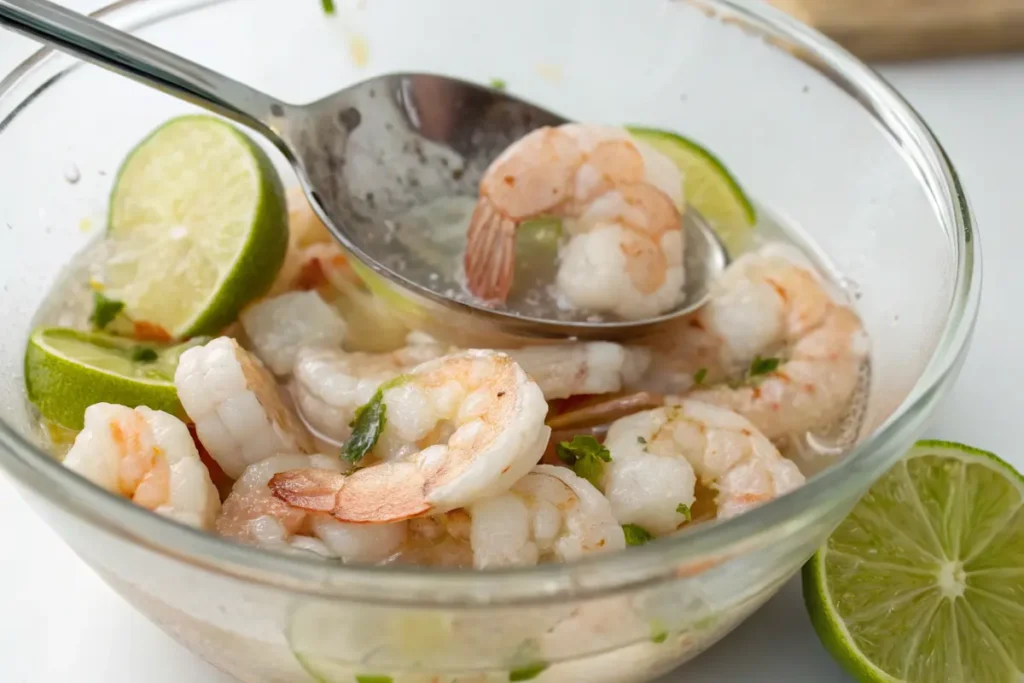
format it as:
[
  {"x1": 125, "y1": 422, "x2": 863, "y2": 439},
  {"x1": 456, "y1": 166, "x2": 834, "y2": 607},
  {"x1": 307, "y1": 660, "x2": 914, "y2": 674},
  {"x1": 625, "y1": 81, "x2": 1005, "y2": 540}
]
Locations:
[
  {"x1": 627, "y1": 126, "x2": 756, "y2": 254},
  {"x1": 24, "y1": 327, "x2": 202, "y2": 430},
  {"x1": 804, "y1": 440, "x2": 1024, "y2": 683},
  {"x1": 107, "y1": 115, "x2": 288, "y2": 339}
]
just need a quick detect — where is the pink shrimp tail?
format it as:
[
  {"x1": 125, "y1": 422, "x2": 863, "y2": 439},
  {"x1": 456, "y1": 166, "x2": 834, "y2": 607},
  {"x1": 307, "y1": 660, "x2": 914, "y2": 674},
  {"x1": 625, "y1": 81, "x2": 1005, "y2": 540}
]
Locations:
[
  {"x1": 464, "y1": 196, "x2": 517, "y2": 303},
  {"x1": 269, "y1": 468, "x2": 345, "y2": 512},
  {"x1": 270, "y1": 463, "x2": 432, "y2": 524}
]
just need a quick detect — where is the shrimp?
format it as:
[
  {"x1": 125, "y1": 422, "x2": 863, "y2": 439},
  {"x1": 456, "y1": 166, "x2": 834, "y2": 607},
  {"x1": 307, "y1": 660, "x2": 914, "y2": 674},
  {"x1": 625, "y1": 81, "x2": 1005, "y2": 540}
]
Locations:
[
  {"x1": 63, "y1": 404, "x2": 220, "y2": 529},
  {"x1": 464, "y1": 124, "x2": 686, "y2": 319},
  {"x1": 398, "y1": 465, "x2": 624, "y2": 569},
  {"x1": 240, "y1": 290, "x2": 347, "y2": 375},
  {"x1": 292, "y1": 333, "x2": 453, "y2": 443},
  {"x1": 646, "y1": 243, "x2": 870, "y2": 441},
  {"x1": 469, "y1": 464, "x2": 626, "y2": 568},
  {"x1": 270, "y1": 350, "x2": 550, "y2": 522},
  {"x1": 505, "y1": 342, "x2": 651, "y2": 400},
  {"x1": 602, "y1": 399, "x2": 804, "y2": 533},
  {"x1": 216, "y1": 454, "x2": 406, "y2": 563},
  {"x1": 175, "y1": 337, "x2": 315, "y2": 479}
]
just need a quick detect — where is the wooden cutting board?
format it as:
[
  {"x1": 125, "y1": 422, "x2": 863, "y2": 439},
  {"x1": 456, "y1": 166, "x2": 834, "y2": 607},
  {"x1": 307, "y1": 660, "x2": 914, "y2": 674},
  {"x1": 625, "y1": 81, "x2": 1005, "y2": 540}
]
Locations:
[{"x1": 770, "y1": 0, "x2": 1024, "y2": 61}]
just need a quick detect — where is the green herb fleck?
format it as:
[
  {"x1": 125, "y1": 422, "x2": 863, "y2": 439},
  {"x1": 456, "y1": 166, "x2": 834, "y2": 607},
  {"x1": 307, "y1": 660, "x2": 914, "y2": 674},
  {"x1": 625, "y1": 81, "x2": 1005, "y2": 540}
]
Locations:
[
  {"x1": 748, "y1": 355, "x2": 780, "y2": 378},
  {"x1": 622, "y1": 523, "x2": 654, "y2": 546},
  {"x1": 650, "y1": 621, "x2": 669, "y2": 643},
  {"x1": 676, "y1": 503, "x2": 692, "y2": 521},
  {"x1": 555, "y1": 435, "x2": 612, "y2": 487},
  {"x1": 131, "y1": 346, "x2": 158, "y2": 363},
  {"x1": 380, "y1": 373, "x2": 410, "y2": 391},
  {"x1": 355, "y1": 675, "x2": 393, "y2": 683},
  {"x1": 509, "y1": 661, "x2": 548, "y2": 681},
  {"x1": 321, "y1": 0, "x2": 336, "y2": 14},
  {"x1": 489, "y1": 78, "x2": 508, "y2": 90},
  {"x1": 693, "y1": 368, "x2": 707, "y2": 385},
  {"x1": 342, "y1": 389, "x2": 387, "y2": 464},
  {"x1": 89, "y1": 291, "x2": 125, "y2": 330},
  {"x1": 636, "y1": 436, "x2": 647, "y2": 445}
]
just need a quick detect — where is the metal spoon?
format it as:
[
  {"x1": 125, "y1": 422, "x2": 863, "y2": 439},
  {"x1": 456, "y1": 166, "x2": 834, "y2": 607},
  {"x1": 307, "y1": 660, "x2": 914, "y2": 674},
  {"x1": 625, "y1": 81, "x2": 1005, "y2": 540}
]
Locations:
[{"x1": 0, "y1": 0, "x2": 728, "y2": 343}]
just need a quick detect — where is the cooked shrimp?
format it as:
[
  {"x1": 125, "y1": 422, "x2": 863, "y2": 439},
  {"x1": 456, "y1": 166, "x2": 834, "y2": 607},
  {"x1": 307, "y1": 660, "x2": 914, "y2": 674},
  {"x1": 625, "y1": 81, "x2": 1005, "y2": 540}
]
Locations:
[
  {"x1": 63, "y1": 403, "x2": 220, "y2": 529},
  {"x1": 646, "y1": 243, "x2": 869, "y2": 441},
  {"x1": 270, "y1": 350, "x2": 550, "y2": 522},
  {"x1": 505, "y1": 342, "x2": 651, "y2": 400},
  {"x1": 292, "y1": 333, "x2": 453, "y2": 443},
  {"x1": 217, "y1": 454, "x2": 406, "y2": 563},
  {"x1": 602, "y1": 399, "x2": 804, "y2": 532},
  {"x1": 470, "y1": 464, "x2": 626, "y2": 568},
  {"x1": 240, "y1": 290, "x2": 347, "y2": 375},
  {"x1": 464, "y1": 124, "x2": 685, "y2": 318},
  {"x1": 175, "y1": 337, "x2": 315, "y2": 479},
  {"x1": 398, "y1": 465, "x2": 624, "y2": 569}
]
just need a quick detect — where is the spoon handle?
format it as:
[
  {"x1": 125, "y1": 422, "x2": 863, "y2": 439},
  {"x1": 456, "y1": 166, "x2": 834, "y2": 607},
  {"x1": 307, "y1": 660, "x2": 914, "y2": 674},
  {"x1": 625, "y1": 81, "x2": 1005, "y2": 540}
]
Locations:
[{"x1": 0, "y1": 0, "x2": 288, "y2": 147}]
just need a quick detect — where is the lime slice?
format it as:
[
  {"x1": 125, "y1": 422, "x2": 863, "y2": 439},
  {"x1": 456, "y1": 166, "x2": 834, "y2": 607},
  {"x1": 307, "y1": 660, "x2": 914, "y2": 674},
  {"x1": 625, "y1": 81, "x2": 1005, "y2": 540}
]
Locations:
[
  {"x1": 627, "y1": 127, "x2": 756, "y2": 254},
  {"x1": 106, "y1": 115, "x2": 288, "y2": 339},
  {"x1": 804, "y1": 440, "x2": 1024, "y2": 682},
  {"x1": 24, "y1": 327, "x2": 203, "y2": 430}
]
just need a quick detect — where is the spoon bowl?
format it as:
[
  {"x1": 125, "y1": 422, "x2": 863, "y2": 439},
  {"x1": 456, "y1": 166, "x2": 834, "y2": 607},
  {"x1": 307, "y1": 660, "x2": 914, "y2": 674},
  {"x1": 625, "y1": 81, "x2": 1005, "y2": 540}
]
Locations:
[{"x1": 0, "y1": 1, "x2": 728, "y2": 342}]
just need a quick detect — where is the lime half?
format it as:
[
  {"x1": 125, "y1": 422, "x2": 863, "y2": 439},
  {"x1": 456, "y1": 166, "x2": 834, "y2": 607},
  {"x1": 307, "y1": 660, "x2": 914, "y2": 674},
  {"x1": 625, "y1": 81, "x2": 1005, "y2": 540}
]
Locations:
[
  {"x1": 627, "y1": 127, "x2": 756, "y2": 254},
  {"x1": 804, "y1": 440, "x2": 1024, "y2": 682},
  {"x1": 25, "y1": 327, "x2": 202, "y2": 430},
  {"x1": 106, "y1": 115, "x2": 288, "y2": 339}
]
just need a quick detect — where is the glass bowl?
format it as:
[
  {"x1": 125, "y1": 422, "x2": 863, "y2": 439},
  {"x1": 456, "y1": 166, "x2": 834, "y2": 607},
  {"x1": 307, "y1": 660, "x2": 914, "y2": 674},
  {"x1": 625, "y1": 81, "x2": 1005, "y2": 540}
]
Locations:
[{"x1": 0, "y1": 1, "x2": 979, "y2": 681}]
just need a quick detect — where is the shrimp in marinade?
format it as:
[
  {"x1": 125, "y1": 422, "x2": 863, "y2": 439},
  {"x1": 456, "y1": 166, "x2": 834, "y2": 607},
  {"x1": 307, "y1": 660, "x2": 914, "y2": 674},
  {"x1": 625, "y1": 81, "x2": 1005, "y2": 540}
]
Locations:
[
  {"x1": 643, "y1": 243, "x2": 869, "y2": 441},
  {"x1": 271, "y1": 350, "x2": 550, "y2": 522},
  {"x1": 294, "y1": 337, "x2": 650, "y2": 443},
  {"x1": 217, "y1": 454, "x2": 406, "y2": 563},
  {"x1": 602, "y1": 399, "x2": 804, "y2": 534},
  {"x1": 292, "y1": 333, "x2": 453, "y2": 443},
  {"x1": 464, "y1": 124, "x2": 685, "y2": 319},
  {"x1": 175, "y1": 336, "x2": 315, "y2": 479},
  {"x1": 400, "y1": 465, "x2": 625, "y2": 569},
  {"x1": 63, "y1": 404, "x2": 220, "y2": 529}
]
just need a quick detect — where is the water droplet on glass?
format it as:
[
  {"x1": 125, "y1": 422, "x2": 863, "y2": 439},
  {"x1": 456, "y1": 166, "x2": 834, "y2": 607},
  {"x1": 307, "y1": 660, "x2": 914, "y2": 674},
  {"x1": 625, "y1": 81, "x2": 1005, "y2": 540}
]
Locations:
[
  {"x1": 839, "y1": 277, "x2": 861, "y2": 301},
  {"x1": 63, "y1": 163, "x2": 81, "y2": 184}
]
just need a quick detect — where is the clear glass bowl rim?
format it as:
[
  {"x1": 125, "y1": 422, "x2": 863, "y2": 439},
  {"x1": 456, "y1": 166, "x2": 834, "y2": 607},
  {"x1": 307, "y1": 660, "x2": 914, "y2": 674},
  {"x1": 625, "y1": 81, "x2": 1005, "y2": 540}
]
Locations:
[{"x1": 0, "y1": 0, "x2": 981, "y2": 606}]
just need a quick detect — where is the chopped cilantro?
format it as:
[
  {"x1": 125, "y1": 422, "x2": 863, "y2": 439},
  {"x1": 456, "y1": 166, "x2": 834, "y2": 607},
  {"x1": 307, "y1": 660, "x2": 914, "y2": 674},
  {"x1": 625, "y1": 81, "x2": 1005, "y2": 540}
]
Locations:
[
  {"x1": 342, "y1": 389, "x2": 387, "y2": 463},
  {"x1": 555, "y1": 435, "x2": 611, "y2": 487},
  {"x1": 622, "y1": 523, "x2": 654, "y2": 546},
  {"x1": 748, "y1": 355, "x2": 780, "y2": 378},
  {"x1": 650, "y1": 623, "x2": 668, "y2": 643},
  {"x1": 509, "y1": 661, "x2": 548, "y2": 681},
  {"x1": 131, "y1": 346, "x2": 158, "y2": 363},
  {"x1": 489, "y1": 78, "x2": 508, "y2": 90},
  {"x1": 637, "y1": 436, "x2": 647, "y2": 445},
  {"x1": 676, "y1": 503, "x2": 692, "y2": 521},
  {"x1": 693, "y1": 367, "x2": 707, "y2": 385},
  {"x1": 321, "y1": 0, "x2": 336, "y2": 14},
  {"x1": 89, "y1": 291, "x2": 124, "y2": 330}
]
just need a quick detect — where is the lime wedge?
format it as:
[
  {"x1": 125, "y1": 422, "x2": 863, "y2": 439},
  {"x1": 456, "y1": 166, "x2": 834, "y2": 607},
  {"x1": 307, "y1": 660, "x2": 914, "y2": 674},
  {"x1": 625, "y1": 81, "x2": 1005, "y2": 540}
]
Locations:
[
  {"x1": 24, "y1": 327, "x2": 203, "y2": 430},
  {"x1": 627, "y1": 127, "x2": 756, "y2": 254},
  {"x1": 804, "y1": 440, "x2": 1024, "y2": 682},
  {"x1": 106, "y1": 115, "x2": 288, "y2": 339}
]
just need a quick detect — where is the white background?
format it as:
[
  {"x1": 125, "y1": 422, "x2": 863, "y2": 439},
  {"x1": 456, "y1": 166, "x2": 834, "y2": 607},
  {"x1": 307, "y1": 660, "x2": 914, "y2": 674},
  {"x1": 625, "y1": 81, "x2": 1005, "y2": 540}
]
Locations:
[{"x1": 2, "y1": 3, "x2": 1024, "y2": 682}]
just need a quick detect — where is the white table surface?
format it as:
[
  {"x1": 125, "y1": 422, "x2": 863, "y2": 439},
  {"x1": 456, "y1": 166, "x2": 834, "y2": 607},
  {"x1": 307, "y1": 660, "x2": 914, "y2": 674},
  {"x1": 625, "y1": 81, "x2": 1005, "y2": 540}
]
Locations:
[{"x1": 3, "y1": 3, "x2": 1023, "y2": 681}]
